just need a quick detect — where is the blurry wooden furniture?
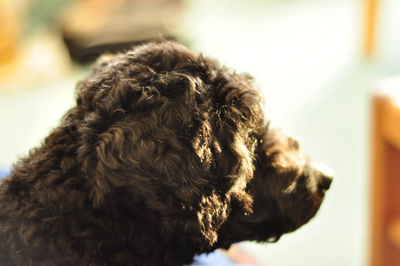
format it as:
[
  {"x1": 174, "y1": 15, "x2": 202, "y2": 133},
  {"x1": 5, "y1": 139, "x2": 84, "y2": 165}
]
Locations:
[
  {"x1": 372, "y1": 77, "x2": 400, "y2": 266},
  {"x1": 365, "y1": 0, "x2": 377, "y2": 57},
  {"x1": 0, "y1": 0, "x2": 19, "y2": 65}
]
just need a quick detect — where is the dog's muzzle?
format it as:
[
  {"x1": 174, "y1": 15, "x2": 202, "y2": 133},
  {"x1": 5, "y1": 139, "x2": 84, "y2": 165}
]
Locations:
[{"x1": 311, "y1": 162, "x2": 333, "y2": 192}]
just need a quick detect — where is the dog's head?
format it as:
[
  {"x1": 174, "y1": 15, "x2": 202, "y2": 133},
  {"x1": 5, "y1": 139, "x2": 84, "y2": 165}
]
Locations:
[
  {"x1": 216, "y1": 126, "x2": 332, "y2": 248},
  {"x1": 68, "y1": 40, "x2": 264, "y2": 250},
  {"x1": 66, "y1": 40, "x2": 331, "y2": 252}
]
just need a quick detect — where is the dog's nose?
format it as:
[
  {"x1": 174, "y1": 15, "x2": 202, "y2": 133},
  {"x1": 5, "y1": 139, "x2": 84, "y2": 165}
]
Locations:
[
  {"x1": 311, "y1": 162, "x2": 333, "y2": 191},
  {"x1": 319, "y1": 175, "x2": 333, "y2": 190}
]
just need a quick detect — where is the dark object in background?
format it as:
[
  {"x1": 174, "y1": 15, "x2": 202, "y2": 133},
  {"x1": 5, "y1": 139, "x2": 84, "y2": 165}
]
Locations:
[{"x1": 61, "y1": 0, "x2": 183, "y2": 63}]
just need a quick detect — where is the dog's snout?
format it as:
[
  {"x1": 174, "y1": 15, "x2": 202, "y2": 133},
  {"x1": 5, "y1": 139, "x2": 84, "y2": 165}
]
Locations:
[{"x1": 311, "y1": 162, "x2": 333, "y2": 191}]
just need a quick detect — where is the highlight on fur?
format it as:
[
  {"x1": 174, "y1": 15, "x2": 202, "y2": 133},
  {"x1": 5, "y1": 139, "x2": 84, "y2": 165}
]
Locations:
[{"x1": 0, "y1": 40, "x2": 332, "y2": 265}]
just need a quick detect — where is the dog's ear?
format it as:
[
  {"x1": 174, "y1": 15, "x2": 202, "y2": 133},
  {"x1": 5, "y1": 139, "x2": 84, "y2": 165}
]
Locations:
[
  {"x1": 73, "y1": 51, "x2": 161, "y2": 205},
  {"x1": 72, "y1": 43, "x2": 206, "y2": 206},
  {"x1": 72, "y1": 52, "x2": 206, "y2": 207}
]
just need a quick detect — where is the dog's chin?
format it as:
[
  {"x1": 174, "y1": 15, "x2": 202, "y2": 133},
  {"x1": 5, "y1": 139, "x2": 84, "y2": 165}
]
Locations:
[
  {"x1": 284, "y1": 170, "x2": 331, "y2": 232},
  {"x1": 284, "y1": 178, "x2": 332, "y2": 235},
  {"x1": 284, "y1": 193, "x2": 324, "y2": 234},
  {"x1": 260, "y1": 192, "x2": 325, "y2": 240}
]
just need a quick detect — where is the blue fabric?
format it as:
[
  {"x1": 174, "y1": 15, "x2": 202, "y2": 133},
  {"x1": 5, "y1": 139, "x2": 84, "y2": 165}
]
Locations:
[
  {"x1": 192, "y1": 251, "x2": 235, "y2": 265},
  {"x1": 0, "y1": 169, "x2": 8, "y2": 179}
]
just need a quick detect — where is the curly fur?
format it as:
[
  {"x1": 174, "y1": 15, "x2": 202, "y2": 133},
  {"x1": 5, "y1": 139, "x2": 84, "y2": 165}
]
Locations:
[{"x1": 0, "y1": 41, "x2": 331, "y2": 265}]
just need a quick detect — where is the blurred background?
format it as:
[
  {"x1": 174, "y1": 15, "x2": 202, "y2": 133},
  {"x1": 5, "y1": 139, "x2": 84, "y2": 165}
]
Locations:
[{"x1": 1, "y1": 0, "x2": 400, "y2": 265}]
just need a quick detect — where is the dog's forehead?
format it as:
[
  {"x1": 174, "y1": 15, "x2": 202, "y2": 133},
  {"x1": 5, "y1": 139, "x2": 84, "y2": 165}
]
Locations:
[{"x1": 126, "y1": 41, "x2": 200, "y2": 71}]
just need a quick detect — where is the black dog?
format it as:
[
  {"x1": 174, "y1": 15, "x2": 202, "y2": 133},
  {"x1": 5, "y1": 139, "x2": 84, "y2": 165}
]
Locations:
[{"x1": 0, "y1": 41, "x2": 332, "y2": 265}]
